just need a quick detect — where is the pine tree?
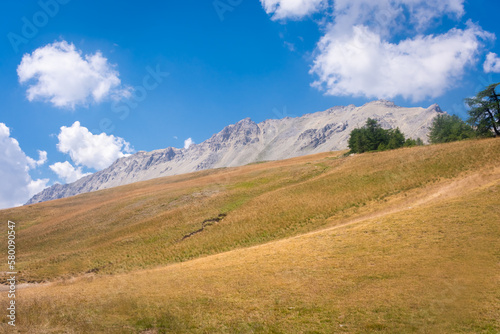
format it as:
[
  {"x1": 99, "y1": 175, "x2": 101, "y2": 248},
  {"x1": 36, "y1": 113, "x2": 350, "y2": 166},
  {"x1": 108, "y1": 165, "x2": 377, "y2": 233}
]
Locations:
[{"x1": 465, "y1": 83, "x2": 500, "y2": 137}]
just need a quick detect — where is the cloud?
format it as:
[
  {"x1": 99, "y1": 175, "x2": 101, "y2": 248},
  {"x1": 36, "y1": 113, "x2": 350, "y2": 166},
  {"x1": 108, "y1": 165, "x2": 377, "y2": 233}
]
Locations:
[
  {"x1": 329, "y1": 0, "x2": 465, "y2": 36},
  {"x1": 311, "y1": 23, "x2": 490, "y2": 101},
  {"x1": 27, "y1": 179, "x2": 52, "y2": 198},
  {"x1": 483, "y1": 52, "x2": 500, "y2": 73},
  {"x1": 17, "y1": 40, "x2": 131, "y2": 109},
  {"x1": 49, "y1": 161, "x2": 91, "y2": 184},
  {"x1": 284, "y1": 41, "x2": 296, "y2": 52},
  {"x1": 0, "y1": 123, "x2": 49, "y2": 209},
  {"x1": 260, "y1": 0, "x2": 327, "y2": 20},
  {"x1": 184, "y1": 138, "x2": 195, "y2": 149},
  {"x1": 261, "y1": 0, "x2": 494, "y2": 101},
  {"x1": 56, "y1": 121, "x2": 133, "y2": 170},
  {"x1": 27, "y1": 150, "x2": 47, "y2": 169},
  {"x1": 263, "y1": 0, "x2": 464, "y2": 25}
]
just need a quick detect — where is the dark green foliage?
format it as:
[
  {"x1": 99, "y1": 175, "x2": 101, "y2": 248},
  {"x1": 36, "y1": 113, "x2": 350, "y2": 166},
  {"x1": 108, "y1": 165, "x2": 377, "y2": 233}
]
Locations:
[
  {"x1": 428, "y1": 114, "x2": 476, "y2": 144},
  {"x1": 465, "y1": 82, "x2": 500, "y2": 137},
  {"x1": 386, "y1": 128, "x2": 405, "y2": 150},
  {"x1": 348, "y1": 119, "x2": 422, "y2": 154},
  {"x1": 404, "y1": 138, "x2": 424, "y2": 147}
]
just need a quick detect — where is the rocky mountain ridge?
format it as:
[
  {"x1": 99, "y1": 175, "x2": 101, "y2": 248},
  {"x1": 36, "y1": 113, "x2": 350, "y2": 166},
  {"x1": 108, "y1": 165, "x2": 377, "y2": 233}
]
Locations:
[{"x1": 27, "y1": 100, "x2": 444, "y2": 204}]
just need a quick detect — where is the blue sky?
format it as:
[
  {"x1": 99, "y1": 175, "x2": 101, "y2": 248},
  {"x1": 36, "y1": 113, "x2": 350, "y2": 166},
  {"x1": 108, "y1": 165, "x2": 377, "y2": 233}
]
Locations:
[{"x1": 1, "y1": 0, "x2": 499, "y2": 209}]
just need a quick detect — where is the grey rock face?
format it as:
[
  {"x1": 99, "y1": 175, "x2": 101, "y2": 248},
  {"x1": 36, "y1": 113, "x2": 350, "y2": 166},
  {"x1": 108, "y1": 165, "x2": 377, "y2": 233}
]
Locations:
[{"x1": 27, "y1": 100, "x2": 444, "y2": 204}]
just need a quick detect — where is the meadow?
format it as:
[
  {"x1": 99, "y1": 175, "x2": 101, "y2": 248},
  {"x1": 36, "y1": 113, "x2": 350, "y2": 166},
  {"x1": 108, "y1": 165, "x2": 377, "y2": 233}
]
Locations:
[{"x1": 0, "y1": 138, "x2": 499, "y2": 333}]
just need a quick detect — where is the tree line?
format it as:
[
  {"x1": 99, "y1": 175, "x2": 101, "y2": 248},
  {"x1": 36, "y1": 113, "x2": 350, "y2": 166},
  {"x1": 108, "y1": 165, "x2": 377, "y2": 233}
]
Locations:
[{"x1": 348, "y1": 83, "x2": 500, "y2": 154}]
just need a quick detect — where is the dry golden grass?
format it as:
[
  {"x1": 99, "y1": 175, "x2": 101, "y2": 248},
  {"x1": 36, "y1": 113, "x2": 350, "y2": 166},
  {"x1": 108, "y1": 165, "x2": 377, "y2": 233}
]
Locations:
[
  {"x1": 5, "y1": 167, "x2": 500, "y2": 333},
  {"x1": 1, "y1": 139, "x2": 498, "y2": 283},
  {"x1": 0, "y1": 139, "x2": 499, "y2": 333}
]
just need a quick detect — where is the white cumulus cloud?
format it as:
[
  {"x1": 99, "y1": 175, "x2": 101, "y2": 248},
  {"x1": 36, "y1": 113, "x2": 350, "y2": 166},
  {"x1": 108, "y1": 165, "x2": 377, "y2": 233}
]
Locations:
[
  {"x1": 17, "y1": 40, "x2": 131, "y2": 109},
  {"x1": 0, "y1": 123, "x2": 49, "y2": 209},
  {"x1": 56, "y1": 121, "x2": 133, "y2": 171},
  {"x1": 184, "y1": 138, "x2": 195, "y2": 149},
  {"x1": 311, "y1": 23, "x2": 490, "y2": 101},
  {"x1": 262, "y1": 0, "x2": 464, "y2": 25},
  {"x1": 27, "y1": 150, "x2": 48, "y2": 169},
  {"x1": 260, "y1": 0, "x2": 327, "y2": 20},
  {"x1": 261, "y1": 0, "x2": 494, "y2": 101},
  {"x1": 483, "y1": 52, "x2": 500, "y2": 73},
  {"x1": 49, "y1": 161, "x2": 91, "y2": 184},
  {"x1": 329, "y1": 0, "x2": 465, "y2": 35}
]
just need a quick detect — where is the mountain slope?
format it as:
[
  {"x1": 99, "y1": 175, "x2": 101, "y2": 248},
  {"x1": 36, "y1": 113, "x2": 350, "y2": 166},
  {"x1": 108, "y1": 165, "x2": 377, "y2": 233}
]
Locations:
[
  {"x1": 5, "y1": 139, "x2": 498, "y2": 283},
  {"x1": 1, "y1": 139, "x2": 499, "y2": 333},
  {"x1": 27, "y1": 100, "x2": 443, "y2": 204}
]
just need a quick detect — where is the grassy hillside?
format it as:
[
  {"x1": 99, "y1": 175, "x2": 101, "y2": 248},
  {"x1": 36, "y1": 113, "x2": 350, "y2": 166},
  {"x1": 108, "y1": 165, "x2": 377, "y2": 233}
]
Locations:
[{"x1": 1, "y1": 138, "x2": 499, "y2": 333}]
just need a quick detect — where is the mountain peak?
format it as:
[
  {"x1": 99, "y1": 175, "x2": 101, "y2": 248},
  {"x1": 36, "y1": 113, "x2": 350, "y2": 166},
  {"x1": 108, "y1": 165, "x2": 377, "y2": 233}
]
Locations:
[
  {"x1": 365, "y1": 99, "x2": 397, "y2": 107},
  {"x1": 237, "y1": 117, "x2": 253, "y2": 123},
  {"x1": 427, "y1": 103, "x2": 444, "y2": 113},
  {"x1": 233, "y1": 117, "x2": 256, "y2": 127}
]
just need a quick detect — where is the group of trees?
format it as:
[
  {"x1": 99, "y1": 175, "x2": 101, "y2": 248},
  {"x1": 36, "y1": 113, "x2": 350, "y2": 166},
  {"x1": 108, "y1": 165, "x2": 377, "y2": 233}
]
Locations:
[
  {"x1": 427, "y1": 114, "x2": 475, "y2": 144},
  {"x1": 348, "y1": 82, "x2": 500, "y2": 153},
  {"x1": 429, "y1": 82, "x2": 500, "y2": 144},
  {"x1": 348, "y1": 118, "x2": 423, "y2": 154}
]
